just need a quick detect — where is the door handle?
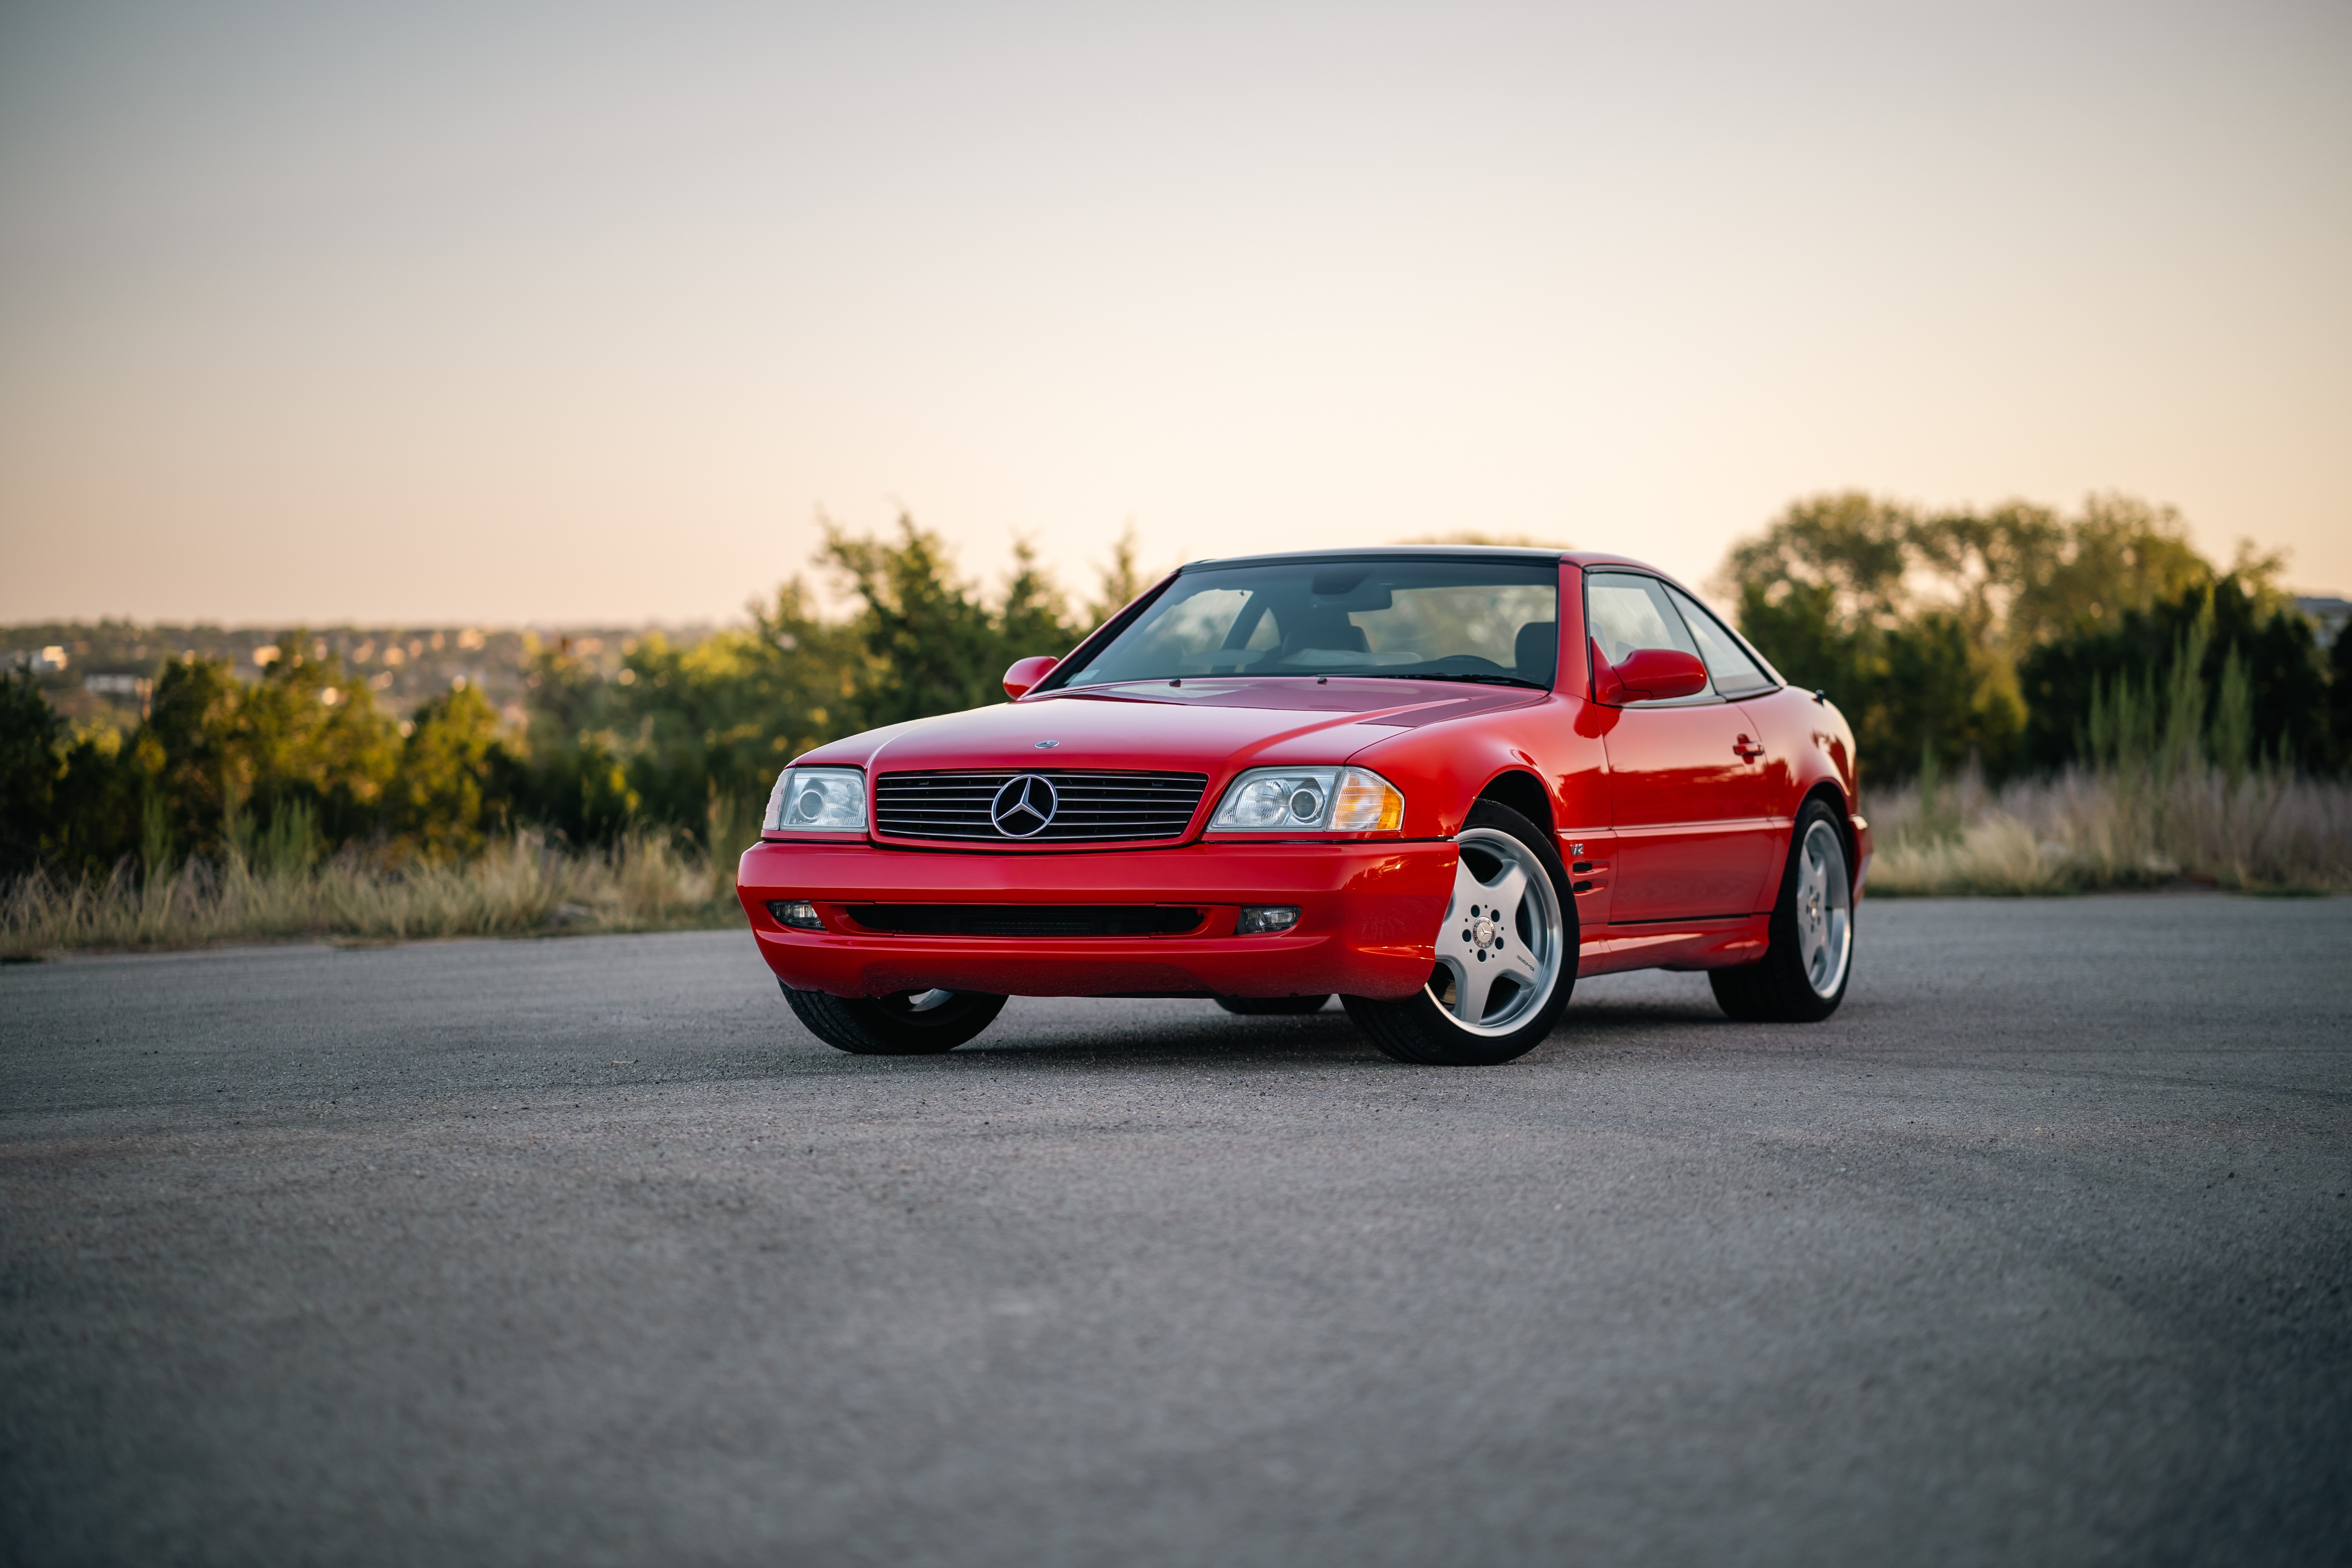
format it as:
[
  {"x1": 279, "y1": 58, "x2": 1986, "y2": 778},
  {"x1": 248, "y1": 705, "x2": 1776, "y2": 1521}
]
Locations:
[{"x1": 1733, "y1": 737, "x2": 1765, "y2": 760}]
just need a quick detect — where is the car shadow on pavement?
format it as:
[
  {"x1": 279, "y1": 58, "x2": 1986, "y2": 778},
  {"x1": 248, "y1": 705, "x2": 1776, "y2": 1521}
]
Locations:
[
  {"x1": 856, "y1": 986, "x2": 1754, "y2": 1072},
  {"x1": 1559, "y1": 998, "x2": 1743, "y2": 1033},
  {"x1": 1555, "y1": 970, "x2": 1748, "y2": 1035},
  {"x1": 956, "y1": 1005, "x2": 1381, "y2": 1068}
]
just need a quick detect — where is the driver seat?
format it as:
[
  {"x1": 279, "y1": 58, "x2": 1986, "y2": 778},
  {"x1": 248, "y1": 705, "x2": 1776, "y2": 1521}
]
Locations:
[
  {"x1": 1281, "y1": 624, "x2": 1370, "y2": 657},
  {"x1": 1514, "y1": 621, "x2": 1557, "y2": 684}
]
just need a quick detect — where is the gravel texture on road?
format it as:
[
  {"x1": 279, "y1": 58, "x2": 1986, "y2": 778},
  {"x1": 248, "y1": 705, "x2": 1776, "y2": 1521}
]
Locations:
[{"x1": 3, "y1": 896, "x2": 2348, "y2": 1567}]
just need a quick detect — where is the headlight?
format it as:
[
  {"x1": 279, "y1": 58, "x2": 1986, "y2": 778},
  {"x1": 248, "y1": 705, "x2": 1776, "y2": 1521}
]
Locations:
[
  {"x1": 1209, "y1": 766, "x2": 1404, "y2": 833},
  {"x1": 764, "y1": 766, "x2": 866, "y2": 832}
]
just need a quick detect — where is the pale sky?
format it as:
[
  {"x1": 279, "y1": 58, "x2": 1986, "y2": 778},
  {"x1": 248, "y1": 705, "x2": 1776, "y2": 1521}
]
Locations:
[{"x1": 3, "y1": 0, "x2": 2347, "y2": 626}]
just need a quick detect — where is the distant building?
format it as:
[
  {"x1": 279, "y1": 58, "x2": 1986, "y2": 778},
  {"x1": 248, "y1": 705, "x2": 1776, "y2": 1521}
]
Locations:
[
  {"x1": 83, "y1": 672, "x2": 154, "y2": 717},
  {"x1": 2298, "y1": 596, "x2": 2351, "y2": 649}
]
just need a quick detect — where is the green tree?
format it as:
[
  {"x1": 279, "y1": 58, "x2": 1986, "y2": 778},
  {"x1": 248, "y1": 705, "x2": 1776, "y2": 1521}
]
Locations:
[
  {"x1": 1720, "y1": 490, "x2": 2259, "y2": 780},
  {"x1": 509, "y1": 515, "x2": 1097, "y2": 850},
  {"x1": 395, "y1": 684, "x2": 512, "y2": 861},
  {"x1": 0, "y1": 672, "x2": 61, "y2": 876},
  {"x1": 506, "y1": 581, "x2": 868, "y2": 850},
  {"x1": 1729, "y1": 580, "x2": 2020, "y2": 779},
  {"x1": 1874, "y1": 611, "x2": 2024, "y2": 777},
  {"x1": 46, "y1": 729, "x2": 143, "y2": 878},
  {"x1": 823, "y1": 514, "x2": 1014, "y2": 728},
  {"x1": 1730, "y1": 579, "x2": 1859, "y2": 700},
  {"x1": 512, "y1": 640, "x2": 641, "y2": 847},
  {"x1": 1985, "y1": 495, "x2": 2215, "y2": 653},
  {"x1": 999, "y1": 537, "x2": 1078, "y2": 663},
  {"x1": 140, "y1": 656, "x2": 246, "y2": 858},
  {"x1": 2330, "y1": 626, "x2": 2352, "y2": 773},
  {"x1": 1719, "y1": 492, "x2": 1917, "y2": 633},
  {"x1": 1083, "y1": 523, "x2": 1154, "y2": 630},
  {"x1": 2020, "y1": 577, "x2": 2326, "y2": 771},
  {"x1": 819, "y1": 513, "x2": 1081, "y2": 732},
  {"x1": 236, "y1": 637, "x2": 400, "y2": 850}
]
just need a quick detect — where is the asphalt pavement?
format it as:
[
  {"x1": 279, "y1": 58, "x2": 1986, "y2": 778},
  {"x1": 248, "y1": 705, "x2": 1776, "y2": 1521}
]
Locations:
[{"x1": 3, "y1": 895, "x2": 2348, "y2": 1567}]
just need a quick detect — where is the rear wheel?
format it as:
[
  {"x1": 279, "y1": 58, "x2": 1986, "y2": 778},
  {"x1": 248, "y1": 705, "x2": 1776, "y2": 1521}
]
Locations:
[
  {"x1": 1710, "y1": 798, "x2": 1854, "y2": 1023},
  {"x1": 1214, "y1": 995, "x2": 1331, "y2": 1016},
  {"x1": 1341, "y1": 800, "x2": 1574, "y2": 1065},
  {"x1": 782, "y1": 984, "x2": 1007, "y2": 1054}
]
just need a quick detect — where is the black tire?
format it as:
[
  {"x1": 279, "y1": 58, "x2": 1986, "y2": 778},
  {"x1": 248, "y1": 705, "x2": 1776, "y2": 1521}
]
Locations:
[
  {"x1": 1213, "y1": 995, "x2": 1332, "y2": 1016},
  {"x1": 1341, "y1": 799, "x2": 1576, "y2": 1065},
  {"x1": 1710, "y1": 796, "x2": 1855, "y2": 1024},
  {"x1": 782, "y1": 983, "x2": 1007, "y2": 1054}
]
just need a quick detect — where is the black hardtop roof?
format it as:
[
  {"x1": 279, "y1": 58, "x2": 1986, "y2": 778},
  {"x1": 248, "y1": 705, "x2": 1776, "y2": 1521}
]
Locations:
[{"x1": 1180, "y1": 544, "x2": 1571, "y2": 572}]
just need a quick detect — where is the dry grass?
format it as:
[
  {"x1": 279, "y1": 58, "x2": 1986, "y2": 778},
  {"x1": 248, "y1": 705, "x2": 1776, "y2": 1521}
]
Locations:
[
  {"x1": 1, "y1": 832, "x2": 745, "y2": 960},
  {"x1": 1865, "y1": 765, "x2": 2352, "y2": 896},
  {"x1": 15, "y1": 762, "x2": 2343, "y2": 957}
]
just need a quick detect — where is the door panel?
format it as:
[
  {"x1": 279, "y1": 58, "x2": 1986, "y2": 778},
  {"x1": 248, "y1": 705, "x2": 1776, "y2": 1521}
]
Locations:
[
  {"x1": 1585, "y1": 568, "x2": 1780, "y2": 923},
  {"x1": 1602, "y1": 703, "x2": 1778, "y2": 920}
]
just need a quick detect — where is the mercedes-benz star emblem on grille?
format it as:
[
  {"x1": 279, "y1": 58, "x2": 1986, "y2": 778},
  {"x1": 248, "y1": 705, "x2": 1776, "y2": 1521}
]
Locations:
[{"x1": 990, "y1": 774, "x2": 1059, "y2": 837}]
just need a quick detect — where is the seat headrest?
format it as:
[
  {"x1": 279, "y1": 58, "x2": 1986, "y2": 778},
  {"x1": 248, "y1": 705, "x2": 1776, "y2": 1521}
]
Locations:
[
  {"x1": 1283, "y1": 624, "x2": 1370, "y2": 654},
  {"x1": 1514, "y1": 621, "x2": 1557, "y2": 683}
]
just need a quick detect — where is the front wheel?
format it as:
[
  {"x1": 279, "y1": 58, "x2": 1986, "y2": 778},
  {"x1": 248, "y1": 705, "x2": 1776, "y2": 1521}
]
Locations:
[
  {"x1": 1710, "y1": 799, "x2": 1854, "y2": 1023},
  {"x1": 782, "y1": 984, "x2": 1007, "y2": 1054},
  {"x1": 1341, "y1": 800, "x2": 1575, "y2": 1065}
]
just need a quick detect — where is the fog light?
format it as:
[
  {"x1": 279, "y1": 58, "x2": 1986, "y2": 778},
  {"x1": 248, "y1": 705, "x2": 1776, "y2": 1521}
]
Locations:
[
  {"x1": 766, "y1": 899, "x2": 822, "y2": 930},
  {"x1": 1237, "y1": 904, "x2": 1300, "y2": 934}
]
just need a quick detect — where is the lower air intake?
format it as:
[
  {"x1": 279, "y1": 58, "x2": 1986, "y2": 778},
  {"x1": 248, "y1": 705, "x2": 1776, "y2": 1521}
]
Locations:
[{"x1": 843, "y1": 904, "x2": 1207, "y2": 937}]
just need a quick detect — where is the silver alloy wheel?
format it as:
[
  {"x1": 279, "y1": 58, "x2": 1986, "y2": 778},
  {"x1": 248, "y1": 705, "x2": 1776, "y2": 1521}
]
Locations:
[
  {"x1": 1427, "y1": 826, "x2": 1566, "y2": 1036},
  {"x1": 1794, "y1": 818, "x2": 1853, "y2": 998}
]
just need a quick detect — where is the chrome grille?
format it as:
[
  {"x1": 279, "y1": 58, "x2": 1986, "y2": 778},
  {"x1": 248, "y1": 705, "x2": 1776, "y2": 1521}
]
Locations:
[{"x1": 871, "y1": 770, "x2": 1209, "y2": 843}]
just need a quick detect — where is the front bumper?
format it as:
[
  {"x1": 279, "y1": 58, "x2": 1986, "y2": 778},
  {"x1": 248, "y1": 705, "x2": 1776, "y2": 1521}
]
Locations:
[{"x1": 735, "y1": 838, "x2": 1457, "y2": 1000}]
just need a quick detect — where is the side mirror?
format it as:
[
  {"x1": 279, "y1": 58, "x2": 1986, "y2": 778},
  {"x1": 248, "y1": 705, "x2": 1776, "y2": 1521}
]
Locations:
[
  {"x1": 1610, "y1": 647, "x2": 1710, "y2": 702},
  {"x1": 1002, "y1": 655, "x2": 1060, "y2": 700},
  {"x1": 1590, "y1": 637, "x2": 1626, "y2": 704},
  {"x1": 1591, "y1": 641, "x2": 1709, "y2": 704}
]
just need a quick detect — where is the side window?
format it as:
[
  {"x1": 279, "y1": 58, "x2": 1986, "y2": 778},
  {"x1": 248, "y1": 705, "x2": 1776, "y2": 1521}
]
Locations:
[
  {"x1": 1666, "y1": 586, "x2": 1772, "y2": 695},
  {"x1": 1586, "y1": 572, "x2": 1703, "y2": 669}
]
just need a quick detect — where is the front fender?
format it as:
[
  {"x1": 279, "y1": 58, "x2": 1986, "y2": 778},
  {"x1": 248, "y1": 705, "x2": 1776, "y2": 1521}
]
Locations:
[{"x1": 1346, "y1": 694, "x2": 1609, "y2": 841}]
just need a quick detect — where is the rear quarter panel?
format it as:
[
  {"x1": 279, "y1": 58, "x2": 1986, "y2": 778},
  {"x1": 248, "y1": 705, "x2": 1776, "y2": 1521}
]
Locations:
[
  {"x1": 1737, "y1": 685, "x2": 1866, "y2": 894},
  {"x1": 1739, "y1": 686, "x2": 1859, "y2": 818}
]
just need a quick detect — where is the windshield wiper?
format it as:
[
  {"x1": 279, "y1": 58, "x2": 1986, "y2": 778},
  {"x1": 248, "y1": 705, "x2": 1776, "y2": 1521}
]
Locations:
[
  {"x1": 1067, "y1": 670, "x2": 1546, "y2": 690},
  {"x1": 1350, "y1": 671, "x2": 1546, "y2": 688}
]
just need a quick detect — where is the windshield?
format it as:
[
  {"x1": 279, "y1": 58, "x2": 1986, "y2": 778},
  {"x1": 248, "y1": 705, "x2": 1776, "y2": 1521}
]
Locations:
[{"x1": 1047, "y1": 557, "x2": 1561, "y2": 688}]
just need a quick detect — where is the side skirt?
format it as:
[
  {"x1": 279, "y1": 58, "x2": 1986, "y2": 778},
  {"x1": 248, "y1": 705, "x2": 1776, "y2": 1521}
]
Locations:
[{"x1": 1576, "y1": 913, "x2": 1770, "y2": 977}]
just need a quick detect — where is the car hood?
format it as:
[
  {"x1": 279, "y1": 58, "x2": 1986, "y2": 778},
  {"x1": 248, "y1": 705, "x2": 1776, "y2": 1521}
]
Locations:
[{"x1": 798, "y1": 679, "x2": 1543, "y2": 775}]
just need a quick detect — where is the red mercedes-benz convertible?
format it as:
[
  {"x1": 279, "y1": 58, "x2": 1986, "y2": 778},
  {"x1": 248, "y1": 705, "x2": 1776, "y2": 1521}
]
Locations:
[{"x1": 737, "y1": 547, "x2": 1867, "y2": 1065}]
